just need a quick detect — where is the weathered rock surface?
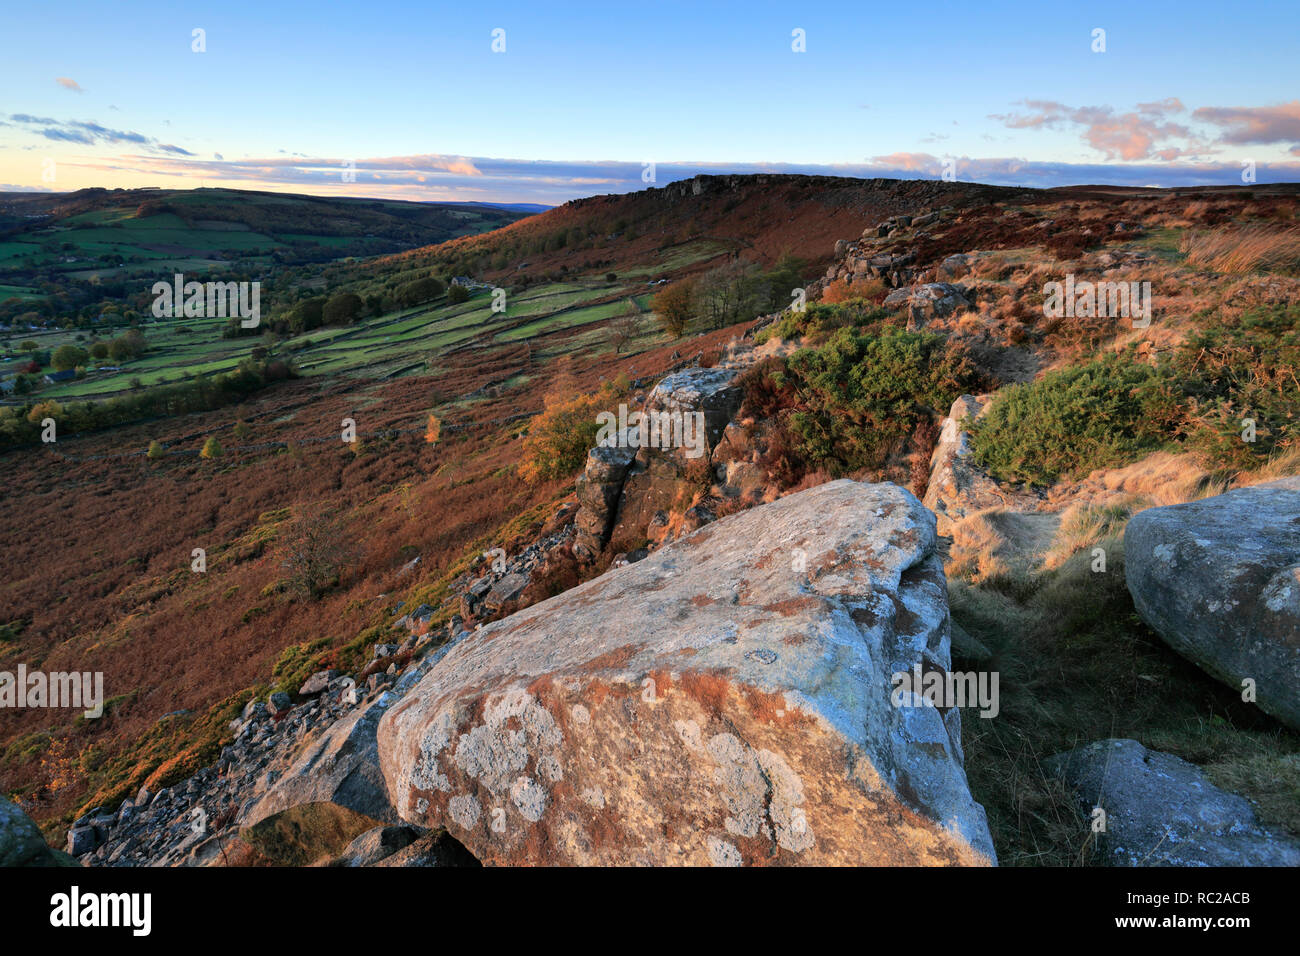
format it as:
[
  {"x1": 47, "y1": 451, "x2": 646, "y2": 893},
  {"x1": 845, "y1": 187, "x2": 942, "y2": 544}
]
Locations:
[
  {"x1": 1047, "y1": 739, "x2": 1300, "y2": 867},
  {"x1": 883, "y1": 282, "x2": 970, "y2": 328},
  {"x1": 335, "y1": 824, "x2": 423, "y2": 867},
  {"x1": 1125, "y1": 477, "x2": 1300, "y2": 730},
  {"x1": 923, "y1": 395, "x2": 1041, "y2": 534},
  {"x1": 378, "y1": 479, "x2": 995, "y2": 866},
  {"x1": 239, "y1": 692, "x2": 402, "y2": 851},
  {"x1": 597, "y1": 365, "x2": 747, "y2": 556},
  {"x1": 573, "y1": 437, "x2": 638, "y2": 561}
]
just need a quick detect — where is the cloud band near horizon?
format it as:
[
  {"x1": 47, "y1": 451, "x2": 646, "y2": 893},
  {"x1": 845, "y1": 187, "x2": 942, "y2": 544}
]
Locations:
[{"x1": 7, "y1": 151, "x2": 1298, "y2": 205}]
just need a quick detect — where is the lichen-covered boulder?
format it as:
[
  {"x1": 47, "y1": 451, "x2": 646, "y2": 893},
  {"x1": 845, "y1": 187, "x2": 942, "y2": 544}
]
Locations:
[
  {"x1": 1125, "y1": 476, "x2": 1300, "y2": 730},
  {"x1": 378, "y1": 479, "x2": 995, "y2": 866},
  {"x1": 923, "y1": 395, "x2": 1041, "y2": 534}
]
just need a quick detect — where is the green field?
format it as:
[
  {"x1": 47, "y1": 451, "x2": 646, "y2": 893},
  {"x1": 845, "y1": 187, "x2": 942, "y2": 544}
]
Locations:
[{"x1": 1, "y1": 277, "x2": 657, "y2": 400}]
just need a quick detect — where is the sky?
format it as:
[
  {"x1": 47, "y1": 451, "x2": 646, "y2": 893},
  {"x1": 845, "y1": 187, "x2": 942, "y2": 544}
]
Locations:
[{"x1": 3, "y1": 0, "x2": 1299, "y2": 204}]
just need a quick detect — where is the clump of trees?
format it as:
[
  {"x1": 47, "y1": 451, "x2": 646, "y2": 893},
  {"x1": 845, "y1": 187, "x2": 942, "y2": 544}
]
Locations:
[
  {"x1": 0, "y1": 357, "x2": 294, "y2": 452},
  {"x1": 650, "y1": 255, "x2": 811, "y2": 339}
]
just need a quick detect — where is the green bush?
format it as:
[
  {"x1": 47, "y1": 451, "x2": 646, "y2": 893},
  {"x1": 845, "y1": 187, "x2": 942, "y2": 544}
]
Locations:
[
  {"x1": 969, "y1": 355, "x2": 1167, "y2": 487},
  {"x1": 1164, "y1": 306, "x2": 1300, "y2": 471},
  {"x1": 782, "y1": 326, "x2": 979, "y2": 476},
  {"x1": 969, "y1": 307, "x2": 1300, "y2": 485}
]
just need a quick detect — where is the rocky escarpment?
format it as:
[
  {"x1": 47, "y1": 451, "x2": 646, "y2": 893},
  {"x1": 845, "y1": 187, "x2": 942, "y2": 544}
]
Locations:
[
  {"x1": 378, "y1": 480, "x2": 995, "y2": 866},
  {"x1": 1125, "y1": 476, "x2": 1300, "y2": 731},
  {"x1": 816, "y1": 207, "x2": 952, "y2": 297}
]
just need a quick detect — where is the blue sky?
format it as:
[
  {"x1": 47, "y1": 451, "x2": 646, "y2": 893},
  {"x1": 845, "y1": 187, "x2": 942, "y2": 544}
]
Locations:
[{"x1": 3, "y1": 0, "x2": 1299, "y2": 202}]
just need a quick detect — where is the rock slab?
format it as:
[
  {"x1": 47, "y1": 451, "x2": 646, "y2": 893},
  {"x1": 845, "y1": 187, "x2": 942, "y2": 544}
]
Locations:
[
  {"x1": 1047, "y1": 739, "x2": 1300, "y2": 867},
  {"x1": 378, "y1": 479, "x2": 995, "y2": 866},
  {"x1": 1125, "y1": 477, "x2": 1300, "y2": 730}
]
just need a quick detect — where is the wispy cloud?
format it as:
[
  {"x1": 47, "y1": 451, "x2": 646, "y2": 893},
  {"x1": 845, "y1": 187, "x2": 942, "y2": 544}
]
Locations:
[
  {"x1": 55, "y1": 77, "x2": 84, "y2": 93},
  {"x1": 4, "y1": 114, "x2": 193, "y2": 155},
  {"x1": 1192, "y1": 100, "x2": 1300, "y2": 145},
  {"x1": 51, "y1": 150, "x2": 1300, "y2": 203},
  {"x1": 991, "y1": 99, "x2": 1201, "y2": 161}
]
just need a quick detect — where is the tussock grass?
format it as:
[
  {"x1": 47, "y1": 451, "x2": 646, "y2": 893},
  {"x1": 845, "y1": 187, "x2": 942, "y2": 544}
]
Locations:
[
  {"x1": 953, "y1": 541, "x2": 1300, "y2": 865},
  {"x1": 1180, "y1": 225, "x2": 1300, "y2": 274}
]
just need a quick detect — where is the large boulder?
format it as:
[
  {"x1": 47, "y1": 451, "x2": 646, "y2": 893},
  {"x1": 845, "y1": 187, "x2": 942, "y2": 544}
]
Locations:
[
  {"x1": 572, "y1": 437, "x2": 638, "y2": 561},
  {"x1": 377, "y1": 480, "x2": 995, "y2": 866},
  {"x1": 923, "y1": 395, "x2": 1041, "y2": 535},
  {"x1": 1047, "y1": 739, "x2": 1300, "y2": 867},
  {"x1": 1125, "y1": 477, "x2": 1300, "y2": 730},
  {"x1": 642, "y1": 366, "x2": 744, "y2": 462},
  {"x1": 604, "y1": 366, "x2": 746, "y2": 553},
  {"x1": 1, "y1": 797, "x2": 77, "y2": 867}
]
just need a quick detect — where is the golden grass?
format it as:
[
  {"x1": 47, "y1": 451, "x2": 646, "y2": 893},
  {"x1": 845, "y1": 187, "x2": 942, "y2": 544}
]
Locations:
[
  {"x1": 1180, "y1": 225, "x2": 1300, "y2": 274},
  {"x1": 947, "y1": 510, "x2": 1012, "y2": 582}
]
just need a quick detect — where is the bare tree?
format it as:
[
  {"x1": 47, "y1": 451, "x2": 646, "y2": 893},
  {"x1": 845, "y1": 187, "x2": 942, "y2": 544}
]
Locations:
[
  {"x1": 281, "y1": 506, "x2": 355, "y2": 599},
  {"x1": 608, "y1": 304, "x2": 641, "y2": 353}
]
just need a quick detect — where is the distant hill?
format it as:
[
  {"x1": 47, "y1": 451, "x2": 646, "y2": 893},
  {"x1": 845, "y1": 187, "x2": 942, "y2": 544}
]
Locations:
[{"x1": 0, "y1": 187, "x2": 536, "y2": 287}]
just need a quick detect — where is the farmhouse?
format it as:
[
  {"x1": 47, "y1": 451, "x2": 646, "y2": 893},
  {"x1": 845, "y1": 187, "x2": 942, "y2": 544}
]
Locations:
[{"x1": 43, "y1": 369, "x2": 76, "y2": 384}]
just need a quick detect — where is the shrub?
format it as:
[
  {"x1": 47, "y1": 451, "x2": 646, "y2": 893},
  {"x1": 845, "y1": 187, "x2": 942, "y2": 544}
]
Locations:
[
  {"x1": 147, "y1": 440, "x2": 165, "y2": 460},
  {"x1": 52, "y1": 344, "x2": 89, "y2": 371},
  {"x1": 446, "y1": 284, "x2": 471, "y2": 305},
  {"x1": 782, "y1": 326, "x2": 980, "y2": 476},
  {"x1": 821, "y1": 277, "x2": 886, "y2": 305},
  {"x1": 519, "y1": 378, "x2": 625, "y2": 483},
  {"x1": 968, "y1": 355, "x2": 1167, "y2": 486},
  {"x1": 322, "y1": 291, "x2": 364, "y2": 325},
  {"x1": 280, "y1": 507, "x2": 354, "y2": 599},
  {"x1": 651, "y1": 280, "x2": 695, "y2": 338},
  {"x1": 395, "y1": 277, "x2": 445, "y2": 308},
  {"x1": 200, "y1": 436, "x2": 222, "y2": 459}
]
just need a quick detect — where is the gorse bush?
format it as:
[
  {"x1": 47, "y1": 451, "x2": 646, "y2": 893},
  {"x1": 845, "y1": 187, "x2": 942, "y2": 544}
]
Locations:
[
  {"x1": 774, "y1": 326, "x2": 979, "y2": 477},
  {"x1": 968, "y1": 355, "x2": 1167, "y2": 486},
  {"x1": 969, "y1": 306, "x2": 1300, "y2": 485},
  {"x1": 1164, "y1": 306, "x2": 1300, "y2": 471}
]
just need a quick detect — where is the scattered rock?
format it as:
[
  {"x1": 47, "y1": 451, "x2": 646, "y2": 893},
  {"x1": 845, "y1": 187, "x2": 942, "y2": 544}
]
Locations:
[
  {"x1": 1047, "y1": 739, "x2": 1300, "y2": 866},
  {"x1": 299, "y1": 669, "x2": 340, "y2": 697}
]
